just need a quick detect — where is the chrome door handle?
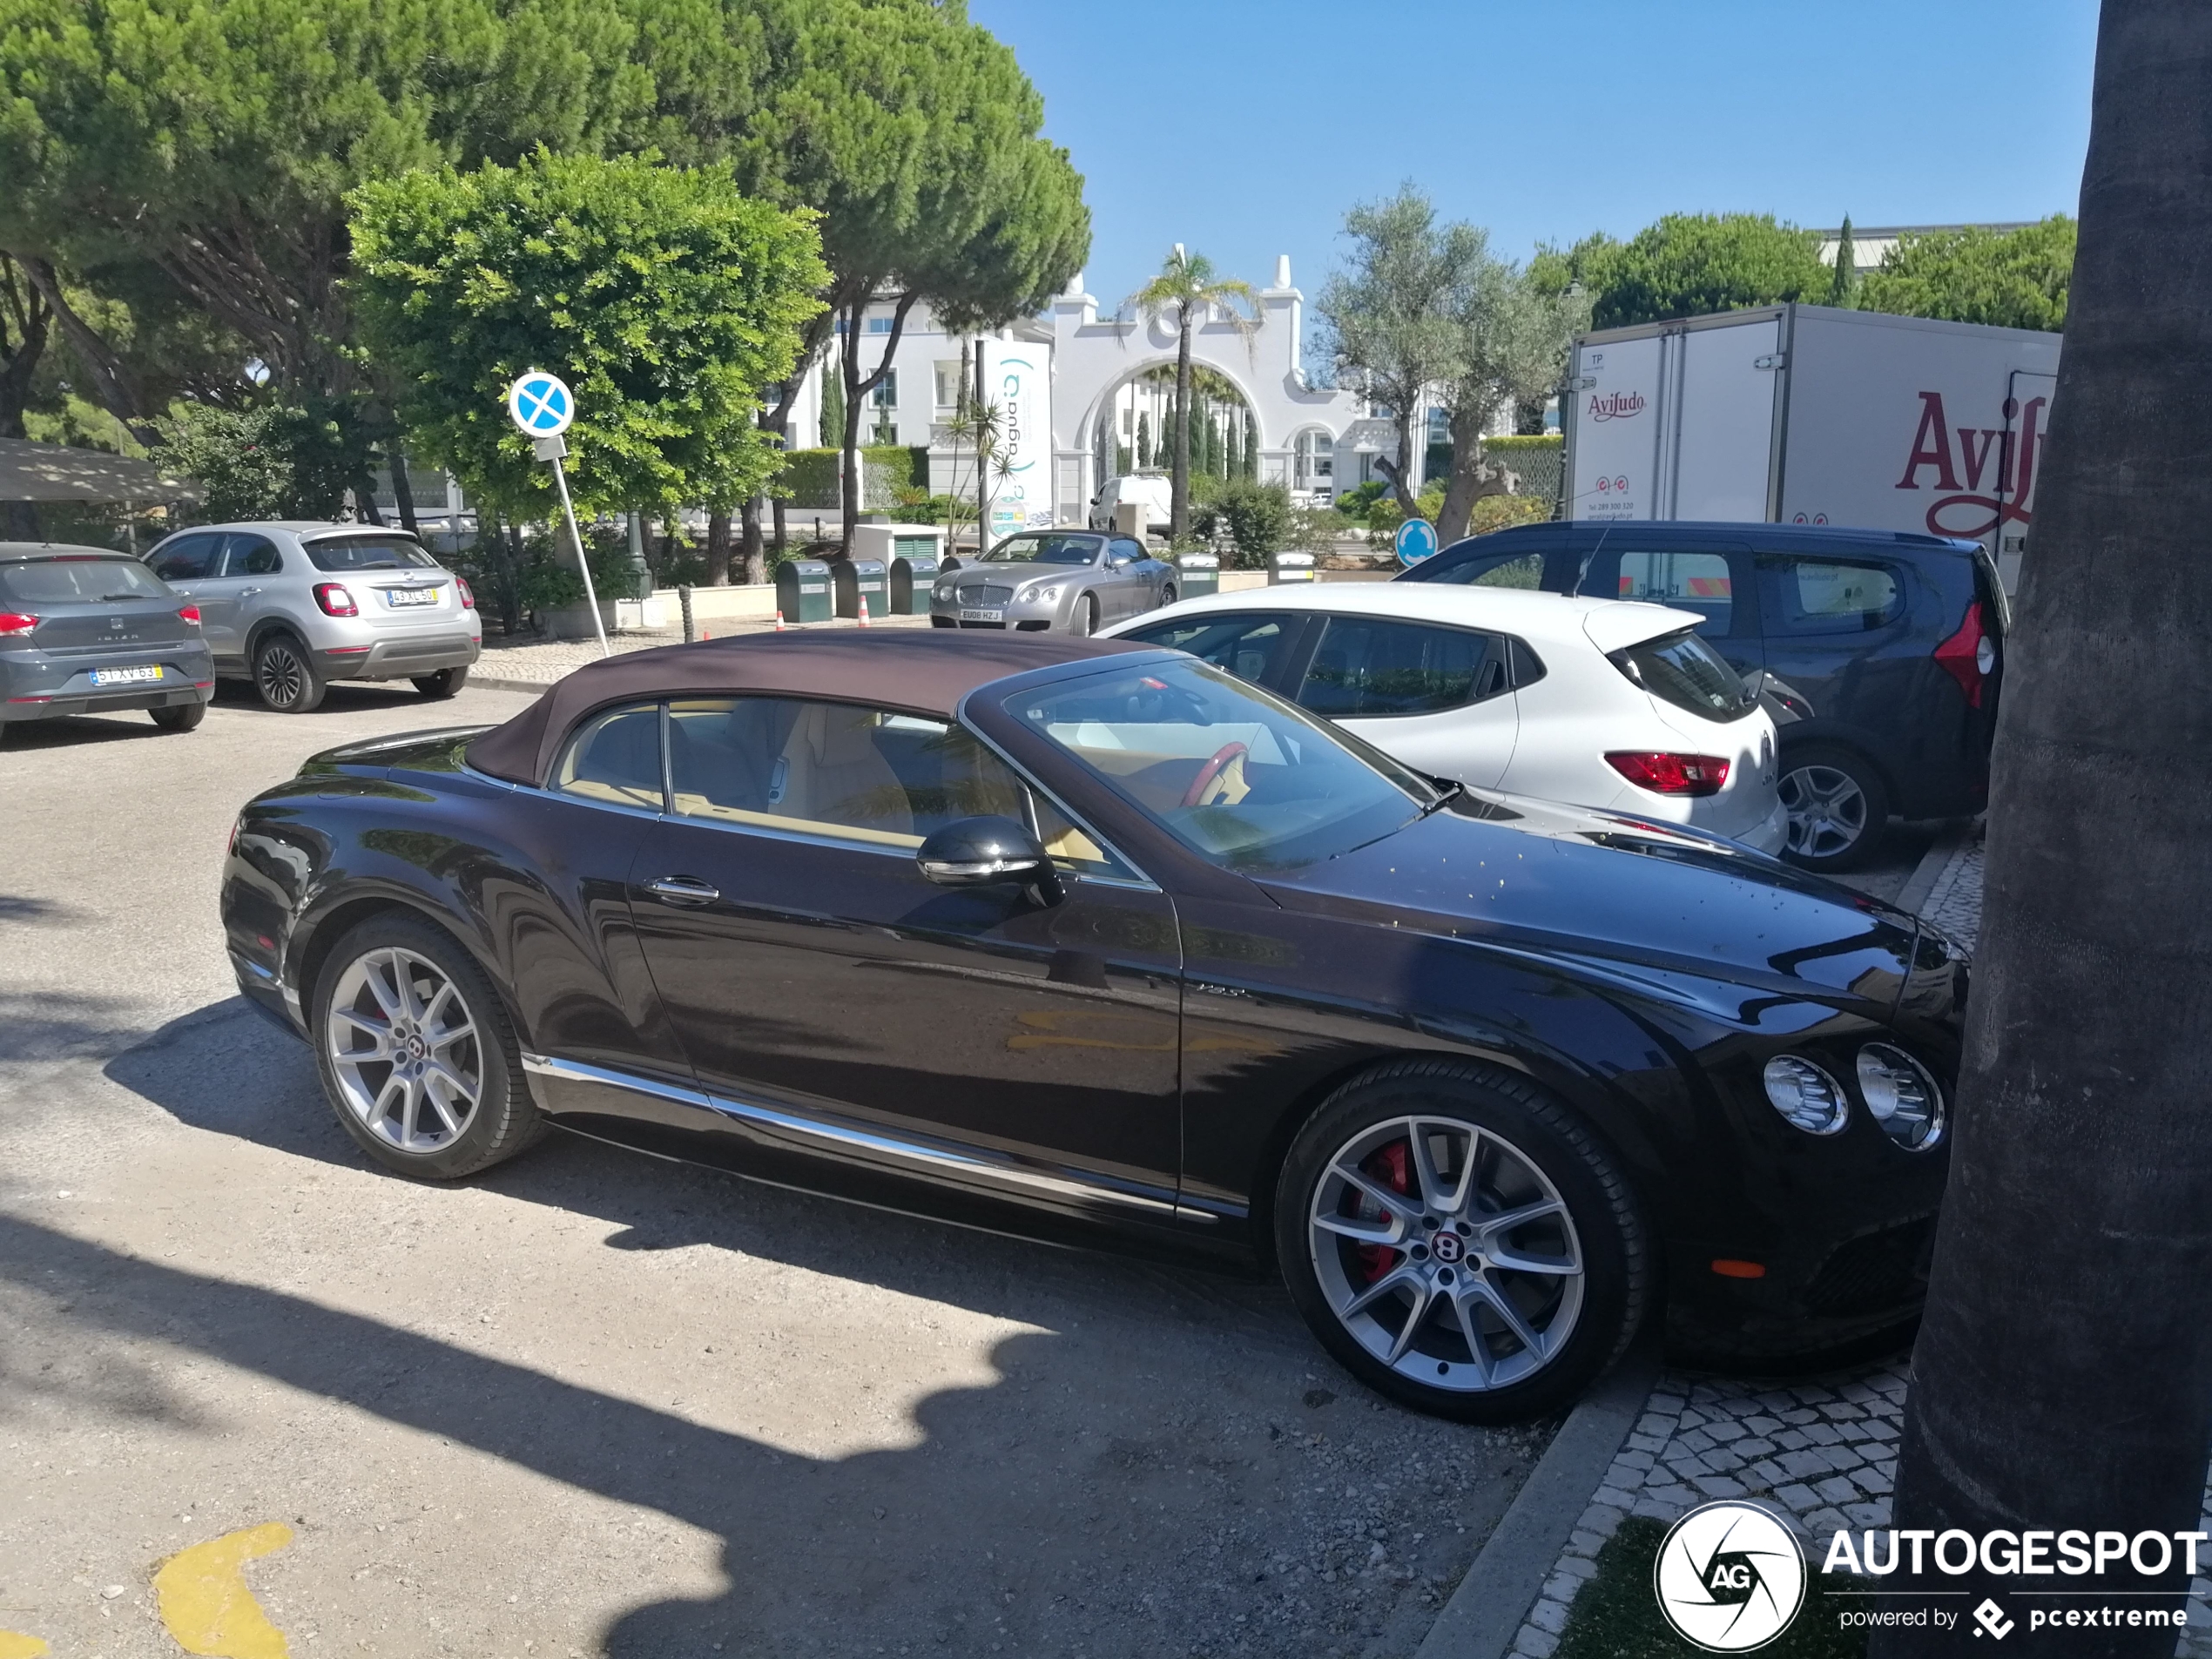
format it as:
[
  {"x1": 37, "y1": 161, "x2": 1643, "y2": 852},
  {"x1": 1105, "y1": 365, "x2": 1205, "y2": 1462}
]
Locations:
[{"x1": 645, "y1": 876, "x2": 720, "y2": 906}]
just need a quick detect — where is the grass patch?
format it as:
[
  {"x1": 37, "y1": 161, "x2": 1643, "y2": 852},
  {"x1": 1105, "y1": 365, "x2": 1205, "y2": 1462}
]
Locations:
[{"x1": 1553, "y1": 1517, "x2": 1867, "y2": 1658}]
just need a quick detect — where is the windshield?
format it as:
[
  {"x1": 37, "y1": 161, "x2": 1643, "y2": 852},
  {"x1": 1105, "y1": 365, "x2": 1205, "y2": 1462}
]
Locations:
[
  {"x1": 302, "y1": 534, "x2": 440, "y2": 572},
  {"x1": 0, "y1": 556, "x2": 171, "y2": 604},
  {"x1": 1005, "y1": 658, "x2": 1438, "y2": 873},
  {"x1": 981, "y1": 533, "x2": 1103, "y2": 566},
  {"x1": 1610, "y1": 628, "x2": 1755, "y2": 722}
]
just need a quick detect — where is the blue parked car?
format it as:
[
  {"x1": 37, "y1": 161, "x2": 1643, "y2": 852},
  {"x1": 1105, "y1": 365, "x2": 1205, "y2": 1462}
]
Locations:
[{"x1": 1396, "y1": 521, "x2": 2006, "y2": 871}]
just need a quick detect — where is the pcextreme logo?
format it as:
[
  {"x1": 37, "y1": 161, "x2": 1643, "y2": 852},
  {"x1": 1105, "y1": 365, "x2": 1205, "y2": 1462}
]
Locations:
[{"x1": 1654, "y1": 1501, "x2": 1807, "y2": 1651}]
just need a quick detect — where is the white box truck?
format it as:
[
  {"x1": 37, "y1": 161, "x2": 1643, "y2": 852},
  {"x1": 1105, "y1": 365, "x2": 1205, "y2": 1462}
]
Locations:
[{"x1": 1562, "y1": 304, "x2": 2060, "y2": 589}]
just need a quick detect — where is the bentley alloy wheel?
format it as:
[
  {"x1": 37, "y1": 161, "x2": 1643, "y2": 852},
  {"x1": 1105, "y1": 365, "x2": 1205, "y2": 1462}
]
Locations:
[
  {"x1": 1308, "y1": 1115, "x2": 1585, "y2": 1393},
  {"x1": 326, "y1": 946, "x2": 483, "y2": 1152}
]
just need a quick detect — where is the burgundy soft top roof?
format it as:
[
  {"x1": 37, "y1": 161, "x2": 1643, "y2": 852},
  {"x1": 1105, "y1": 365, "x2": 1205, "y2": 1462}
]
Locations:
[{"x1": 467, "y1": 629, "x2": 1160, "y2": 788}]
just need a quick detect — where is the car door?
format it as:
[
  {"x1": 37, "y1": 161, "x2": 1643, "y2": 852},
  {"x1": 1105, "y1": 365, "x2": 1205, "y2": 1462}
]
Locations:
[
  {"x1": 624, "y1": 695, "x2": 1185, "y2": 1224},
  {"x1": 1580, "y1": 540, "x2": 1764, "y2": 679},
  {"x1": 1285, "y1": 615, "x2": 1519, "y2": 787},
  {"x1": 192, "y1": 531, "x2": 284, "y2": 661},
  {"x1": 1104, "y1": 536, "x2": 1152, "y2": 621},
  {"x1": 1755, "y1": 550, "x2": 1918, "y2": 746},
  {"x1": 146, "y1": 532, "x2": 227, "y2": 654}
]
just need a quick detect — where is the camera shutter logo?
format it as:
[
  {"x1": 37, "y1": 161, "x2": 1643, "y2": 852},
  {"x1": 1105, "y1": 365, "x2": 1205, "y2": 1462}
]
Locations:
[{"x1": 1652, "y1": 1501, "x2": 1806, "y2": 1651}]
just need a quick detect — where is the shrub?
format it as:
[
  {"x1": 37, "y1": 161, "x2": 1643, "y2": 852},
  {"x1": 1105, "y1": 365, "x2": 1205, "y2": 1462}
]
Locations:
[
  {"x1": 1191, "y1": 479, "x2": 1293, "y2": 568},
  {"x1": 1466, "y1": 494, "x2": 1553, "y2": 536}
]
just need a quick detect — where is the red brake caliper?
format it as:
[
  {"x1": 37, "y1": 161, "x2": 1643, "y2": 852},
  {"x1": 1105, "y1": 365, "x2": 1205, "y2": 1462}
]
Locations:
[{"x1": 1354, "y1": 1140, "x2": 1412, "y2": 1284}]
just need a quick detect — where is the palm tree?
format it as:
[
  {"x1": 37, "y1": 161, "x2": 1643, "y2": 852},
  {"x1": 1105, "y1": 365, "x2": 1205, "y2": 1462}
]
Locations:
[
  {"x1": 1127, "y1": 246, "x2": 1258, "y2": 541},
  {"x1": 1875, "y1": 3, "x2": 2212, "y2": 1643}
]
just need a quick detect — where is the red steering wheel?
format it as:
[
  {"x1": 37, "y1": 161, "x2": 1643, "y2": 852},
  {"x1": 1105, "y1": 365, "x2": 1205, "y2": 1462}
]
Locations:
[{"x1": 1181, "y1": 741, "x2": 1250, "y2": 808}]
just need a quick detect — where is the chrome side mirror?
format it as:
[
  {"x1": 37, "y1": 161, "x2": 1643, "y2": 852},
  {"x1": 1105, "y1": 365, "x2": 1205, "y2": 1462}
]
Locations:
[{"x1": 915, "y1": 816, "x2": 1063, "y2": 905}]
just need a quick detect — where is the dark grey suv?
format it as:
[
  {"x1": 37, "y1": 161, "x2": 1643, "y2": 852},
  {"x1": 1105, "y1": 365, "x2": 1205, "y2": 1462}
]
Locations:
[{"x1": 0, "y1": 543, "x2": 215, "y2": 739}]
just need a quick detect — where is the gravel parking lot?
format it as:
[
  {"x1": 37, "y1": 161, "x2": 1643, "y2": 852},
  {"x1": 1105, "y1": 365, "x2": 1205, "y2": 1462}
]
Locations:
[{"x1": 0, "y1": 682, "x2": 1543, "y2": 1659}]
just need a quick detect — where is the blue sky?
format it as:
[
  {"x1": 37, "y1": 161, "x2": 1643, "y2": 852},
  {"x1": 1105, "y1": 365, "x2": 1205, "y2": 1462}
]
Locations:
[{"x1": 968, "y1": 0, "x2": 2099, "y2": 312}]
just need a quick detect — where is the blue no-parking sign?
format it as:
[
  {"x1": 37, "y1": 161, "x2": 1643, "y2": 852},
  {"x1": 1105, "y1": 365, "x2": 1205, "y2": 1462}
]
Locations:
[
  {"x1": 1394, "y1": 516, "x2": 1439, "y2": 566},
  {"x1": 506, "y1": 370, "x2": 576, "y2": 438}
]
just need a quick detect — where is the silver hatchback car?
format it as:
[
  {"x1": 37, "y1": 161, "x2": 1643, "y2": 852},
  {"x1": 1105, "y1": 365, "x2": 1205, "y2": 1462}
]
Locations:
[
  {"x1": 927, "y1": 528, "x2": 1177, "y2": 635},
  {"x1": 145, "y1": 522, "x2": 482, "y2": 712}
]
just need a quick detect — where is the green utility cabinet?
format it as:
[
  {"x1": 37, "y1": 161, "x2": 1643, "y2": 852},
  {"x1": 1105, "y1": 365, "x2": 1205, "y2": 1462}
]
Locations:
[
  {"x1": 1175, "y1": 550, "x2": 1220, "y2": 601},
  {"x1": 1271, "y1": 551, "x2": 1317, "y2": 585},
  {"x1": 832, "y1": 557, "x2": 889, "y2": 620},
  {"x1": 888, "y1": 536, "x2": 942, "y2": 615},
  {"x1": 774, "y1": 558, "x2": 834, "y2": 624}
]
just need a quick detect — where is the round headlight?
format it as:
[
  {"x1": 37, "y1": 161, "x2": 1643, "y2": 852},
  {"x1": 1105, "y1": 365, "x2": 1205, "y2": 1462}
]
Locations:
[
  {"x1": 1856, "y1": 1043, "x2": 1946, "y2": 1150},
  {"x1": 1032, "y1": 583, "x2": 1062, "y2": 604},
  {"x1": 1763, "y1": 1055, "x2": 1849, "y2": 1136}
]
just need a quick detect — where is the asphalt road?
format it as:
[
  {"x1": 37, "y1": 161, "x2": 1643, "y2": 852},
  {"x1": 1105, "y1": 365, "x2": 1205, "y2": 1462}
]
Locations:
[{"x1": 0, "y1": 682, "x2": 1542, "y2": 1659}]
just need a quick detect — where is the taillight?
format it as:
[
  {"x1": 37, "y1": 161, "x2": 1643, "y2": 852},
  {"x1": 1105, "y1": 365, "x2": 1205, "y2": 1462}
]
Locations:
[
  {"x1": 178, "y1": 604, "x2": 202, "y2": 627},
  {"x1": 456, "y1": 577, "x2": 475, "y2": 610},
  {"x1": 1933, "y1": 600, "x2": 1990, "y2": 708},
  {"x1": 0, "y1": 611, "x2": 36, "y2": 636},
  {"x1": 1606, "y1": 752, "x2": 1732, "y2": 797},
  {"x1": 314, "y1": 583, "x2": 358, "y2": 617}
]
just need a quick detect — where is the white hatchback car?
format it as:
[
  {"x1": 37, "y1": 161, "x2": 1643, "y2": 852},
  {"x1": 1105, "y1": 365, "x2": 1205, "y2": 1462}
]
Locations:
[{"x1": 1103, "y1": 582, "x2": 1786, "y2": 853}]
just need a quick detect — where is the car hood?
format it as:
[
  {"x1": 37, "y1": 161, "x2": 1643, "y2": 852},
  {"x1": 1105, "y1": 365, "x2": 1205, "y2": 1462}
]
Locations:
[{"x1": 1253, "y1": 790, "x2": 1919, "y2": 1019}]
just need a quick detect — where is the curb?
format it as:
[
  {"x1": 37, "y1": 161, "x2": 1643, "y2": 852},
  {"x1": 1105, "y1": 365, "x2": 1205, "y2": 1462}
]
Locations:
[
  {"x1": 464, "y1": 673, "x2": 562, "y2": 698},
  {"x1": 1414, "y1": 1340, "x2": 1662, "y2": 1659},
  {"x1": 1892, "y1": 818, "x2": 1976, "y2": 919}
]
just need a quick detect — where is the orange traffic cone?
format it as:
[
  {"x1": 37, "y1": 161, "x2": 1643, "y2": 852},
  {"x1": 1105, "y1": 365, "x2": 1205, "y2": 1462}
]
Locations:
[
  {"x1": 858, "y1": 595, "x2": 871, "y2": 628},
  {"x1": 774, "y1": 610, "x2": 785, "y2": 631}
]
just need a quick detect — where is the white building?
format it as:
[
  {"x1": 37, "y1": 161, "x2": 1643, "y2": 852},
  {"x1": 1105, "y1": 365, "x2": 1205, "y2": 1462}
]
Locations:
[{"x1": 781, "y1": 253, "x2": 1502, "y2": 532}]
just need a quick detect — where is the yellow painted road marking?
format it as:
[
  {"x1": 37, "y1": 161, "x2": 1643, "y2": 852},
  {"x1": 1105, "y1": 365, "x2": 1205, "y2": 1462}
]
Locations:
[
  {"x1": 153, "y1": 1522, "x2": 294, "y2": 1658},
  {"x1": 0, "y1": 1632, "x2": 50, "y2": 1658}
]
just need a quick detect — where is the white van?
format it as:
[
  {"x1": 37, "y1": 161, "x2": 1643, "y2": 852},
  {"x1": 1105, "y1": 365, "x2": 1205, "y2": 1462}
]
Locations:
[{"x1": 1087, "y1": 474, "x2": 1174, "y2": 536}]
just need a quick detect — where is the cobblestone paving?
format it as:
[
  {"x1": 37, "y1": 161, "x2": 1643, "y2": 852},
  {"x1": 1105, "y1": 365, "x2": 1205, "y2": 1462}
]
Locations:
[
  {"x1": 1501, "y1": 829, "x2": 2212, "y2": 1659},
  {"x1": 472, "y1": 611, "x2": 931, "y2": 687}
]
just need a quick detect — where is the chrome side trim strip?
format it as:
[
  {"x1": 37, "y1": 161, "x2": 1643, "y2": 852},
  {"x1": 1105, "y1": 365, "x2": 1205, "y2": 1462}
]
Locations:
[{"x1": 518, "y1": 1051, "x2": 1179, "y2": 1216}]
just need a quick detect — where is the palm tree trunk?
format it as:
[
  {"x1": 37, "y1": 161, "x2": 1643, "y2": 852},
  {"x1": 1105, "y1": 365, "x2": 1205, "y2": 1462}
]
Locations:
[
  {"x1": 1171, "y1": 309, "x2": 1194, "y2": 541},
  {"x1": 1873, "y1": 4, "x2": 2212, "y2": 1649}
]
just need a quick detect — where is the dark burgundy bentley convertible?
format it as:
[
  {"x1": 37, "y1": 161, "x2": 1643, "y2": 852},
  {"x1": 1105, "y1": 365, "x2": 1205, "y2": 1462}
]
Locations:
[{"x1": 219, "y1": 631, "x2": 1962, "y2": 1421}]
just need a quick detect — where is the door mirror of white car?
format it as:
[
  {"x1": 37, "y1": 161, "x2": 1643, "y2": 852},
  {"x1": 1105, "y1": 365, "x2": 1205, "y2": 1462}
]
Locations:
[{"x1": 916, "y1": 815, "x2": 1064, "y2": 905}]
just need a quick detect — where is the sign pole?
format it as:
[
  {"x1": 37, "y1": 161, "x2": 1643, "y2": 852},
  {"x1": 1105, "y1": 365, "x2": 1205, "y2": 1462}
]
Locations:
[
  {"x1": 538, "y1": 437, "x2": 609, "y2": 659},
  {"x1": 505, "y1": 370, "x2": 608, "y2": 659}
]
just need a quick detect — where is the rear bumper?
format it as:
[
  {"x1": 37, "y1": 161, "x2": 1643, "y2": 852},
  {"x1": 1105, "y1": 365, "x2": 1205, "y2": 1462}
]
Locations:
[
  {"x1": 314, "y1": 631, "x2": 479, "y2": 681},
  {"x1": 2, "y1": 644, "x2": 217, "y2": 721}
]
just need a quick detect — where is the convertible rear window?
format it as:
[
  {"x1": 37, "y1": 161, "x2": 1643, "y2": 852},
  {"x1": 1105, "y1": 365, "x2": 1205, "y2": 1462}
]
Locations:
[
  {"x1": 1004, "y1": 658, "x2": 1436, "y2": 873},
  {"x1": 0, "y1": 556, "x2": 171, "y2": 604},
  {"x1": 1609, "y1": 629, "x2": 1754, "y2": 724},
  {"x1": 301, "y1": 534, "x2": 439, "y2": 572}
]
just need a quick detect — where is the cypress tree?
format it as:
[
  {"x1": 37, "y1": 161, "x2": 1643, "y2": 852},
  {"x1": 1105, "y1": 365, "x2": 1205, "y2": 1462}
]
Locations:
[
  {"x1": 1244, "y1": 412, "x2": 1259, "y2": 478},
  {"x1": 1828, "y1": 214, "x2": 1858, "y2": 308},
  {"x1": 1136, "y1": 412, "x2": 1150, "y2": 469}
]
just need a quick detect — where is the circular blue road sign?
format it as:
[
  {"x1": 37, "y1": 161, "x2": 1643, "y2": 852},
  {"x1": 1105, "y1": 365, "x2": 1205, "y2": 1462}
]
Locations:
[
  {"x1": 506, "y1": 371, "x2": 575, "y2": 437},
  {"x1": 1395, "y1": 516, "x2": 1439, "y2": 566}
]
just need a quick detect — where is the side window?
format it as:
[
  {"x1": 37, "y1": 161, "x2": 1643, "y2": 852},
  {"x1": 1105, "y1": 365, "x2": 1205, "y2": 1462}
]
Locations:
[
  {"x1": 1410, "y1": 548, "x2": 1543, "y2": 588},
  {"x1": 1118, "y1": 612, "x2": 1298, "y2": 688},
  {"x1": 1109, "y1": 536, "x2": 1145, "y2": 565},
  {"x1": 555, "y1": 705, "x2": 665, "y2": 811},
  {"x1": 1296, "y1": 618, "x2": 1507, "y2": 718},
  {"x1": 1615, "y1": 550, "x2": 1734, "y2": 634},
  {"x1": 149, "y1": 534, "x2": 220, "y2": 583},
  {"x1": 667, "y1": 698, "x2": 1126, "y2": 874},
  {"x1": 1764, "y1": 558, "x2": 1904, "y2": 635},
  {"x1": 221, "y1": 533, "x2": 285, "y2": 577}
]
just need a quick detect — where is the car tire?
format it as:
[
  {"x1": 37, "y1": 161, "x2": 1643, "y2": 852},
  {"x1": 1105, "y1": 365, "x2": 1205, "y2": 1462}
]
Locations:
[
  {"x1": 253, "y1": 632, "x2": 327, "y2": 713},
  {"x1": 412, "y1": 666, "x2": 469, "y2": 699},
  {"x1": 1777, "y1": 744, "x2": 1891, "y2": 872},
  {"x1": 1159, "y1": 584, "x2": 1177, "y2": 609},
  {"x1": 311, "y1": 912, "x2": 543, "y2": 1182},
  {"x1": 150, "y1": 703, "x2": 206, "y2": 732},
  {"x1": 1072, "y1": 593, "x2": 1098, "y2": 637},
  {"x1": 1274, "y1": 1058, "x2": 1649, "y2": 1424}
]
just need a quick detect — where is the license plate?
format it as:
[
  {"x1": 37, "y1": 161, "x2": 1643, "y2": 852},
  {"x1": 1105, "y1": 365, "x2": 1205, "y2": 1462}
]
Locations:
[
  {"x1": 385, "y1": 586, "x2": 441, "y2": 607},
  {"x1": 959, "y1": 608, "x2": 1004, "y2": 623},
  {"x1": 91, "y1": 664, "x2": 161, "y2": 687}
]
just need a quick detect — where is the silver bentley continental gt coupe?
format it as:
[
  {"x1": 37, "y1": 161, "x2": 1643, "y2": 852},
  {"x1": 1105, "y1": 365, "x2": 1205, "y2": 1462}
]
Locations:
[{"x1": 929, "y1": 529, "x2": 1177, "y2": 635}]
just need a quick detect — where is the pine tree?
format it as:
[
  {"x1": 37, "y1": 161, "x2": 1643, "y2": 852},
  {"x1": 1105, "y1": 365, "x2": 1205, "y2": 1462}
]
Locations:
[{"x1": 1827, "y1": 214, "x2": 1858, "y2": 309}]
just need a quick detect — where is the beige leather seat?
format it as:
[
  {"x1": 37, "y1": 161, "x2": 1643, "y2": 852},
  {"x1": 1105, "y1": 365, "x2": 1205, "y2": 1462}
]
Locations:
[{"x1": 775, "y1": 703, "x2": 914, "y2": 835}]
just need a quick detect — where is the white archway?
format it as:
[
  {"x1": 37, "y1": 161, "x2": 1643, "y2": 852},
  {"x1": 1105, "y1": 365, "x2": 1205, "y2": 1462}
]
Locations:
[{"x1": 1045, "y1": 257, "x2": 1367, "y2": 523}]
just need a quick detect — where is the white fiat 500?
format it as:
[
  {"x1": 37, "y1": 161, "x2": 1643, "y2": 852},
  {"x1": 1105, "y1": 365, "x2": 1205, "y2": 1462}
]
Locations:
[{"x1": 1103, "y1": 582, "x2": 1785, "y2": 852}]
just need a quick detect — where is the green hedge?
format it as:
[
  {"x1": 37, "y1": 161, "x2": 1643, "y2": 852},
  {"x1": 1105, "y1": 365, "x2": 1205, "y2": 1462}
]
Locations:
[
  {"x1": 1480, "y1": 434, "x2": 1563, "y2": 455},
  {"x1": 779, "y1": 445, "x2": 930, "y2": 509}
]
